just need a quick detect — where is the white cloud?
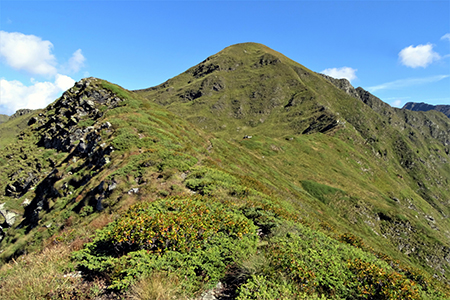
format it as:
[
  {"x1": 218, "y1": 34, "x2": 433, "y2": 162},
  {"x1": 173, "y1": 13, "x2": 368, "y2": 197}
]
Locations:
[
  {"x1": 0, "y1": 31, "x2": 57, "y2": 76},
  {"x1": 367, "y1": 75, "x2": 449, "y2": 92},
  {"x1": 54, "y1": 74, "x2": 76, "y2": 91},
  {"x1": 398, "y1": 44, "x2": 440, "y2": 68},
  {"x1": 0, "y1": 31, "x2": 87, "y2": 115},
  {"x1": 66, "y1": 49, "x2": 86, "y2": 73},
  {"x1": 321, "y1": 67, "x2": 357, "y2": 83},
  {"x1": 391, "y1": 99, "x2": 402, "y2": 108},
  {"x1": 0, "y1": 74, "x2": 75, "y2": 115},
  {"x1": 441, "y1": 33, "x2": 450, "y2": 42}
]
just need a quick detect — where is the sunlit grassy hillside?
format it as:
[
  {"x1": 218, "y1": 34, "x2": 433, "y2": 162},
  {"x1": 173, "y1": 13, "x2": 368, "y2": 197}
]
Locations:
[{"x1": 0, "y1": 43, "x2": 449, "y2": 299}]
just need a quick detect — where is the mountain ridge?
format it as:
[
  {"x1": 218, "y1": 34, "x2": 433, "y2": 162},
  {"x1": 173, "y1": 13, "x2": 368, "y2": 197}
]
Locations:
[
  {"x1": 137, "y1": 41, "x2": 450, "y2": 279},
  {"x1": 403, "y1": 102, "x2": 450, "y2": 119},
  {"x1": 1, "y1": 43, "x2": 450, "y2": 298}
]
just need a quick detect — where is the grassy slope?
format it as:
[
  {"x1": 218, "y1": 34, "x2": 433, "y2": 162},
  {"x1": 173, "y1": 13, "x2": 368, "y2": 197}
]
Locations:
[
  {"x1": 137, "y1": 42, "x2": 450, "y2": 281},
  {"x1": 0, "y1": 114, "x2": 9, "y2": 124},
  {"x1": 0, "y1": 44, "x2": 449, "y2": 298},
  {"x1": 0, "y1": 111, "x2": 41, "y2": 149}
]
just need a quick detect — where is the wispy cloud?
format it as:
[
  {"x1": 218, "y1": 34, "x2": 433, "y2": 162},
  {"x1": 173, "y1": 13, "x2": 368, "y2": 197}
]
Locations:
[
  {"x1": 321, "y1": 67, "x2": 357, "y2": 83},
  {"x1": 64, "y1": 49, "x2": 86, "y2": 73},
  {"x1": 398, "y1": 44, "x2": 440, "y2": 68},
  {"x1": 367, "y1": 75, "x2": 449, "y2": 92},
  {"x1": 441, "y1": 33, "x2": 450, "y2": 42}
]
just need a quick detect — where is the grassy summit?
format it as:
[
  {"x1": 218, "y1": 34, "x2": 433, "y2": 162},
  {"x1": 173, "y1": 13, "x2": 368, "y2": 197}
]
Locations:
[{"x1": 0, "y1": 43, "x2": 449, "y2": 299}]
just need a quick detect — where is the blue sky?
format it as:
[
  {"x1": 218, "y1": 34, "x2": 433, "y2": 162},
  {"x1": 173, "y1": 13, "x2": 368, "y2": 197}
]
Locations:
[{"x1": 1, "y1": 0, "x2": 449, "y2": 115}]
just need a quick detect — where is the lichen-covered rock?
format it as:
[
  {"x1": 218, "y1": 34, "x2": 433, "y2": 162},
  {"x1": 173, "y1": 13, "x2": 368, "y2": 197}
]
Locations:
[
  {"x1": 5, "y1": 171, "x2": 39, "y2": 198},
  {"x1": 318, "y1": 73, "x2": 361, "y2": 100},
  {"x1": 0, "y1": 203, "x2": 19, "y2": 227},
  {"x1": 9, "y1": 109, "x2": 35, "y2": 120},
  {"x1": 36, "y1": 78, "x2": 124, "y2": 153}
]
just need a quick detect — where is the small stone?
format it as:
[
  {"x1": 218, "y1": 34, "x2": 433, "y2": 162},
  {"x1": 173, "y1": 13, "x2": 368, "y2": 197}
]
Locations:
[
  {"x1": 101, "y1": 122, "x2": 112, "y2": 129},
  {"x1": 108, "y1": 182, "x2": 117, "y2": 191},
  {"x1": 101, "y1": 157, "x2": 110, "y2": 165},
  {"x1": 128, "y1": 188, "x2": 139, "y2": 195},
  {"x1": 2, "y1": 211, "x2": 18, "y2": 227},
  {"x1": 63, "y1": 271, "x2": 82, "y2": 278}
]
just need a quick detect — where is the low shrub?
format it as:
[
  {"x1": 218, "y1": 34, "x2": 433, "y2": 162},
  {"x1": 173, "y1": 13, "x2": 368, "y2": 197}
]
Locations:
[{"x1": 73, "y1": 195, "x2": 258, "y2": 291}]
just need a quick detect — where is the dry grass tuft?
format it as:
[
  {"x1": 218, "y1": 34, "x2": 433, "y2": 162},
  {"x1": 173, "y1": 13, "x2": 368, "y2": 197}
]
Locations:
[
  {"x1": 0, "y1": 244, "x2": 103, "y2": 300},
  {"x1": 89, "y1": 213, "x2": 114, "y2": 231},
  {"x1": 129, "y1": 272, "x2": 184, "y2": 300}
]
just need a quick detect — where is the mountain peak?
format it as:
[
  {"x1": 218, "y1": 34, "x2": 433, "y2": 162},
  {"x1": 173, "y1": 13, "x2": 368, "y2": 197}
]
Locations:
[
  {"x1": 218, "y1": 42, "x2": 282, "y2": 56},
  {"x1": 185, "y1": 42, "x2": 290, "y2": 80}
]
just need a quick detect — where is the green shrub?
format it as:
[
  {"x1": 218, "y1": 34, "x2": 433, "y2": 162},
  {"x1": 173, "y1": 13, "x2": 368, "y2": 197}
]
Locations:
[
  {"x1": 237, "y1": 275, "x2": 301, "y2": 299},
  {"x1": 73, "y1": 195, "x2": 258, "y2": 291},
  {"x1": 258, "y1": 222, "x2": 423, "y2": 299},
  {"x1": 348, "y1": 258, "x2": 419, "y2": 299}
]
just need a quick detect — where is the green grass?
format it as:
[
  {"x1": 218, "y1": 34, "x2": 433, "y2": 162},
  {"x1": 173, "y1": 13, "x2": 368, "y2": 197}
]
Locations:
[
  {"x1": 0, "y1": 110, "x2": 41, "y2": 149},
  {"x1": 0, "y1": 45, "x2": 449, "y2": 298}
]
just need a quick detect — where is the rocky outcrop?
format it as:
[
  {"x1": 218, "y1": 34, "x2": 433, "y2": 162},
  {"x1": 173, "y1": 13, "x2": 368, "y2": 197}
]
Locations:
[
  {"x1": 403, "y1": 102, "x2": 450, "y2": 119},
  {"x1": 5, "y1": 170, "x2": 39, "y2": 198},
  {"x1": 20, "y1": 169, "x2": 63, "y2": 229},
  {"x1": 253, "y1": 53, "x2": 281, "y2": 68},
  {"x1": 317, "y1": 73, "x2": 361, "y2": 100},
  {"x1": 7, "y1": 78, "x2": 125, "y2": 230},
  {"x1": 35, "y1": 78, "x2": 122, "y2": 153},
  {"x1": 0, "y1": 110, "x2": 34, "y2": 125},
  {"x1": 302, "y1": 111, "x2": 340, "y2": 134},
  {"x1": 9, "y1": 109, "x2": 35, "y2": 120}
]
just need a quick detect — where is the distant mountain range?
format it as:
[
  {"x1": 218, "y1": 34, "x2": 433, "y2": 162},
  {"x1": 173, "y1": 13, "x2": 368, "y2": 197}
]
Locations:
[{"x1": 403, "y1": 102, "x2": 450, "y2": 118}]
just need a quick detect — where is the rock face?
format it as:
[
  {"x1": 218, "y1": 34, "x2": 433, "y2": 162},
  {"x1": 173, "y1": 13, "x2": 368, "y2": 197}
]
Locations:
[
  {"x1": 0, "y1": 203, "x2": 19, "y2": 228},
  {"x1": 0, "y1": 110, "x2": 33, "y2": 126},
  {"x1": 403, "y1": 102, "x2": 450, "y2": 119},
  {"x1": 5, "y1": 171, "x2": 39, "y2": 198},
  {"x1": 317, "y1": 73, "x2": 361, "y2": 100},
  {"x1": 37, "y1": 78, "x2": 123, "y2": 152},
  {"x1": 9, "y1": 109, "x2": 35, "y2": 120},
  {"x1": 3, "y1": 78, "x2": 124, "y2": 230}
]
